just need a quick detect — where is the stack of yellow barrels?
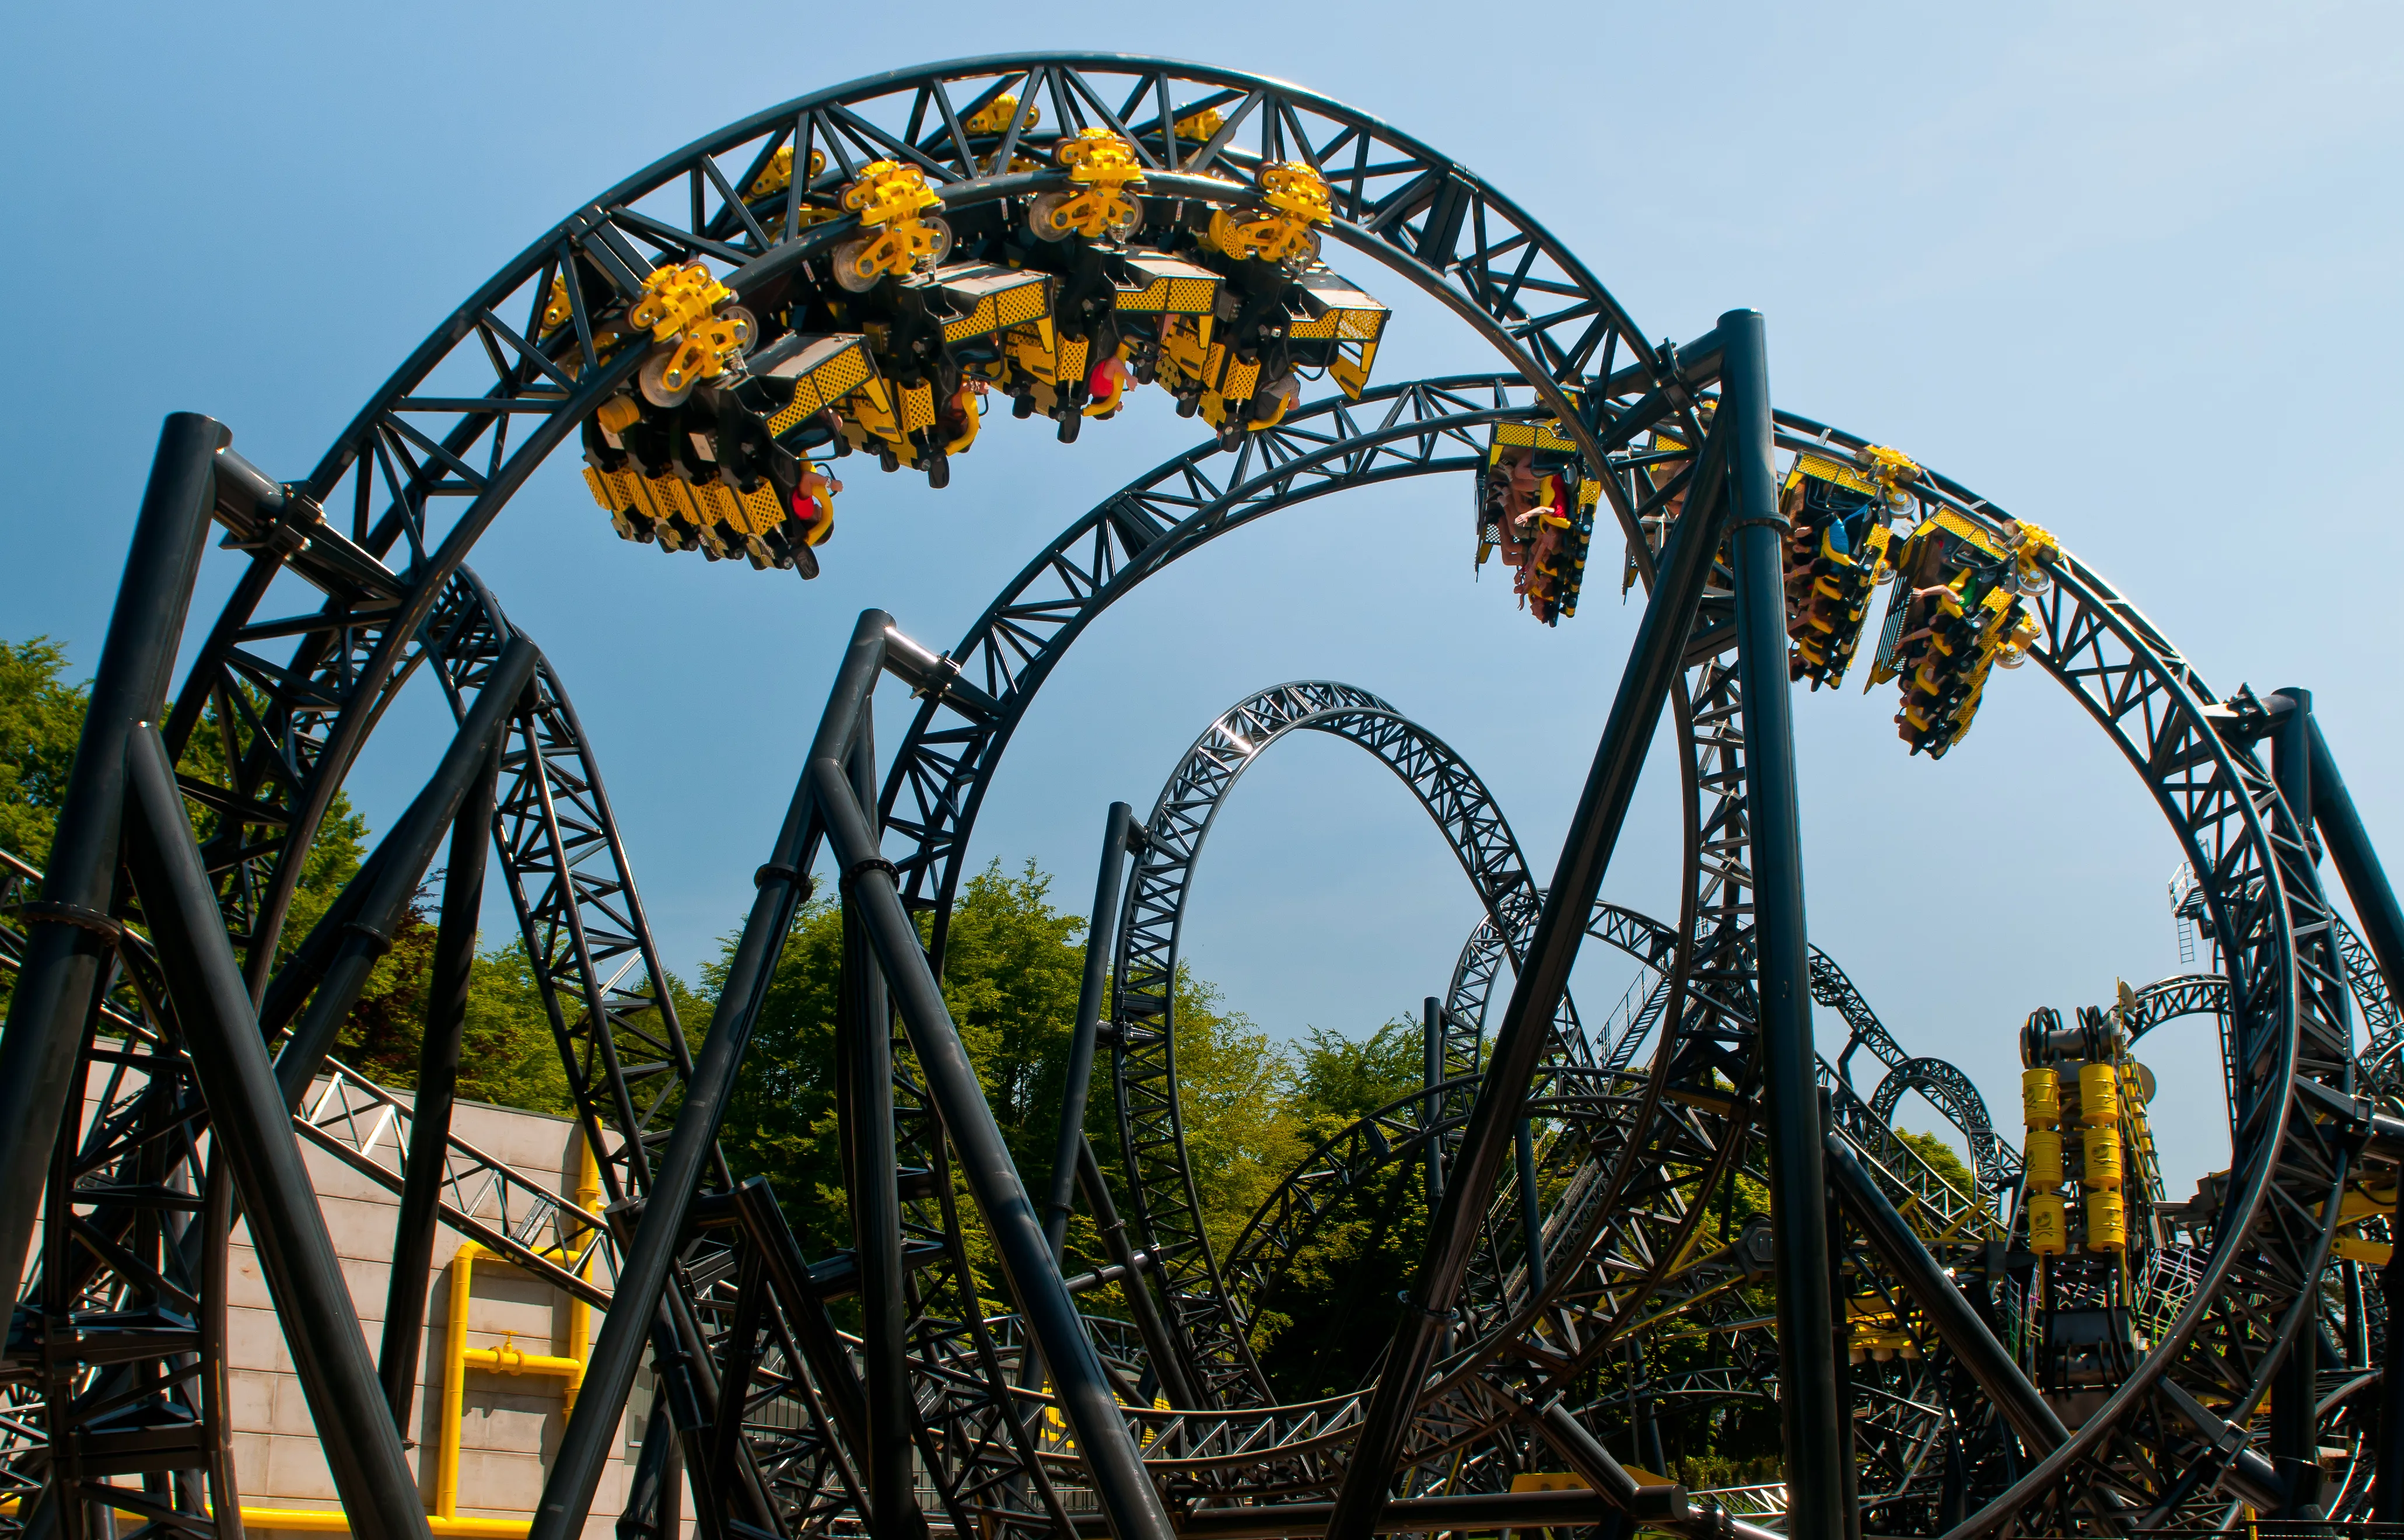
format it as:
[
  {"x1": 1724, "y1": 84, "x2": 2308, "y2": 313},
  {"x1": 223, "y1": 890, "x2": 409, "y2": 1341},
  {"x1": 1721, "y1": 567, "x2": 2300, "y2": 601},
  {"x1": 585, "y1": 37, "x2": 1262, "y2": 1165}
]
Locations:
[{"x1": 2021, "y1": 1054, "x2": 2128, "y2": 1256}]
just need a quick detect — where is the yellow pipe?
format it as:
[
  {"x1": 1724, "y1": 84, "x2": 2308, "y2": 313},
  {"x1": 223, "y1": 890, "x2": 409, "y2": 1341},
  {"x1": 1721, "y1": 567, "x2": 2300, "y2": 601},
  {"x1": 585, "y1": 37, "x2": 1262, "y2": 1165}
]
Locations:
[
  {"x1": 462, "y1": 1341, "x2": 585, "y2": 1380},
  {"x1": 439, "y1": 1133, "x2": 603, "y2": 1522},
  {"x1": 0, "y1": 1500, "x2": 527, "y2": 1539},
  {"x1": 565, "y1": 1130, "x2": 600, "y2": 1410},
  {"x1": 238, "y1": 1510, "x2": 530, "y2": 1538},
  {"x1": 9, "y1": 1140, "x2": 609, "y2": 1540},
  {"x1": 440, "y1": 1240, "x2": 477, "y2": 1521}
]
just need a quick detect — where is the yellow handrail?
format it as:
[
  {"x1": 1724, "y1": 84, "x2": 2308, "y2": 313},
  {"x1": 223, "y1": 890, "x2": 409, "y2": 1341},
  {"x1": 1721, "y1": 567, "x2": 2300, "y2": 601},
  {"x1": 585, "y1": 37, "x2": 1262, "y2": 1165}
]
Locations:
[{"x1": 8, "y1": 1136, "x2": 606, "y2": 1540}]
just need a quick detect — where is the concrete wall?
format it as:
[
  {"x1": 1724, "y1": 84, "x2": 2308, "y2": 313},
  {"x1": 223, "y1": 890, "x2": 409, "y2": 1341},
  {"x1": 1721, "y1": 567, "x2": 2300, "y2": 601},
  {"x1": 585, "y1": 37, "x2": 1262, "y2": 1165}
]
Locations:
[
  {"x1": 230, "y1": 1085, "x2": 664, "y2": 1538},
  {"x1": 64, "y1": 1063, "x2": 688, "y2": 1539}
]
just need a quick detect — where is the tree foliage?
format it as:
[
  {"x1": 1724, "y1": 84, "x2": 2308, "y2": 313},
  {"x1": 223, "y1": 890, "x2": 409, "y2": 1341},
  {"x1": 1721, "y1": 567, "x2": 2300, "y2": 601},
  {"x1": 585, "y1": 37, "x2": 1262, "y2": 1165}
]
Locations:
[
  {"x1": 0, "y1": 632, "x2": 639, "y2": 1117},
  {"x1": 0, "y1": 638, "x2": 88, "y2": 869}
]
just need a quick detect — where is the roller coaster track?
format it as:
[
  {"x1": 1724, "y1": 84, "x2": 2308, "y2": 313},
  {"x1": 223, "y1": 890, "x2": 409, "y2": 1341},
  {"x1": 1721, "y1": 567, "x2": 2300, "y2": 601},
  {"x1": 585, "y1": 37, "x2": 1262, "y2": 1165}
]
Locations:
[{"x1": 5, "y1": 50, "x2": 2386, "y2": 1540}]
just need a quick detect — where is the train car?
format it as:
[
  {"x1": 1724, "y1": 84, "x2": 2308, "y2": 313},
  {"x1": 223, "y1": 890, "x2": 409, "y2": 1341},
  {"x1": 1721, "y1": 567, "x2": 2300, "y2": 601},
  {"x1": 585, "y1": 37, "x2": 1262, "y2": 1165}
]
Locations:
[
  {"x1": 571, "y1": 142, "x2": 1391, "y2": 576},
  {"x1": 1865, "y1": 509, "x2": 2051, "y2": 757},
  {"x1": 1780, "y1": 446, "x2": 1912, "y2": 690},
  {"x1": 1475, "y1": 418, "x2": 1597, "y2": 626}
]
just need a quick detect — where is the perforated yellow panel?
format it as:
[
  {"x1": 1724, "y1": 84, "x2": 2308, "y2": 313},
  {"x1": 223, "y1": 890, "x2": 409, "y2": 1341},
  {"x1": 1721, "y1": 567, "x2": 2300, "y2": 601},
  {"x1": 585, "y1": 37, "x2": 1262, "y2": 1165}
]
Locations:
[
  {"x1": 940, "y1": 274, "x2": 1053, "y2": 344},
  {"x1": 1787, "y1": 449, "x2": 1880, "y2": 498},
  {"x1": 1926, "y1": 506, "x2": 2006, "y2": 559},
  {"x1": 739, "y1": 482, "x2": 783, "y2": 535},
  {"x1": 901, "y1": 382, "x2": 935, "y2": 433},
  {"x1": 1057, "y1": 336, "x2": 1089, "y2": 385},
  {"x1": 654, "y1": 477, "x2": 700, "y2": 523},
  {"x1": 766, "y1": 337, "x2": 876, "y2": 436},
  {"x1": 1492, "y1": 421, "x2": 1580, "y2": 456},
  {"x1": 692, "y1": 480, "x2": 741, "y2": 526},
  {"x1": 583, "y1": 466, "x2": 623, "y2": 512},
  {"x1": 1220, "y1": 356, "x2": 1260, "y2": 400},
  {"x1": 1114, "y1": 256, "x2": 1222, "y2": 317}
]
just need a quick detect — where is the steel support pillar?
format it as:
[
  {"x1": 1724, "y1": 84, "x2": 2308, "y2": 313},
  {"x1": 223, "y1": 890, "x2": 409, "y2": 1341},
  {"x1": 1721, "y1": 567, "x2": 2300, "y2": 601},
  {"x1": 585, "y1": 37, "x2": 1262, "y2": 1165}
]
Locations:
[
  {"x1": 1422, "y1": 996, "x2": 1444, "y2": 1210},
  {"x1": 524, "y1": 612, "x2": 887, "y2": 1540},
  {"x1": 1514, "y1": 1118, "x2": 1545, "y2": 1296},
  {"x1": 2300, "y1": 706, "x2": 2404, "y2": 1005},
  {"x1": 378, "y1": 730, "x2": 504, "y2": 1425},
  {"x1": 1723, "y1": 307, "x2": 1845, "y2": 1540},
  {"x1": 837, "y1": 715, "x2": 922, "y2": 1539},
  {"x1": 1324, "y1": 321, "x2": 1734, "y2": 1540},
  {"x1": 121, "y1": 726, "x2": 430, "y2": 1540},
  {"x1": 1823, "y1": 1135, "x2": 2066, "y2": 1453},
  {"x1": 1047, "y1": 802, "x2": 1138, "y2": 1259},
  {"x1": 0, "y1": 413, "x2": 223, "y2": 1301},
  {"x1": 273, "y1": 638, "x2": 538, "y2": 1108},
  {"x1": 2266, "y1": 688, "x2": 2334, "y2": 1516},
  {"x1": 811, "y1": 754, "x2": 1175, "y2": 1540},
  {"x1": 1077, "y1": 1135, "x2": 1202, "y2": 1412},
  {"x1": 617, "y1": 1399, "x2": 683, "y2": 1540}
]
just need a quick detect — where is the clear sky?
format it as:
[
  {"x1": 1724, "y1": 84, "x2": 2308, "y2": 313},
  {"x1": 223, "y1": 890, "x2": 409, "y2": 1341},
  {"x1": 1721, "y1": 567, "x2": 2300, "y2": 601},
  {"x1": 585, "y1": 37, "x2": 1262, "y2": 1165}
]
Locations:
[{"x1": 5, "y1": 3, "x2": 2399, "y2": 1197}]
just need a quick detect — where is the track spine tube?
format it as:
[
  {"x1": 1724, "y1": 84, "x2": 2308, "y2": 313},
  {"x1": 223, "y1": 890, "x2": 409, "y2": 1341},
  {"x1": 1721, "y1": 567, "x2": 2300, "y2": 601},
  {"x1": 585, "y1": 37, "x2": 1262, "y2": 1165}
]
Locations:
[
  {"x1": 1723, "y1": 308, "x2": 1845, "y2": 1540},
  {"x1": 121, "y1": 724, "x2": 431, "y2": 1540},
  {"x1": 810, "y1": 755, "x2": 1175, "y2": 1540},
  {"x1": 0, "y1": 412, "x2": 222, "y2": 1306},
  {"x1": 272, "y1": 638, "x2": 539, "y2": 1108},
  {"x1": 839, "y1": 718, "x2": 922, "y2": 1538},
  {"x1": 1323, "y1": 352, "x2": 1737, "y2": 1540},
  {"x1": 378, "y1": 729, "x2": 504, "y2": 1424},
  {"x1": 525, "y1": 612, "x2": 880, "y2": 1540}
]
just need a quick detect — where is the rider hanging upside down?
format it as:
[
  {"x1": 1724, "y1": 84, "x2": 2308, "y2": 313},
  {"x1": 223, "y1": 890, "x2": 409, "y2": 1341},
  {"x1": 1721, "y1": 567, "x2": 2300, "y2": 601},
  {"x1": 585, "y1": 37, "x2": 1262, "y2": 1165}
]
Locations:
[{"x1": 1490, "y1": 446, "x2": 1572, "y2": 622}]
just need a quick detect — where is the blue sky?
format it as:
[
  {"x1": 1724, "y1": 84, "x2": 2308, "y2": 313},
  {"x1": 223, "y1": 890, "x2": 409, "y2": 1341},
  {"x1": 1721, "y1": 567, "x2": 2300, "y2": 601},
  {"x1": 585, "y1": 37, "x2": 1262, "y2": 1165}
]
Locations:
[{"x1": 5, "y1": 3, "x2": 2399, "y2": 1195}]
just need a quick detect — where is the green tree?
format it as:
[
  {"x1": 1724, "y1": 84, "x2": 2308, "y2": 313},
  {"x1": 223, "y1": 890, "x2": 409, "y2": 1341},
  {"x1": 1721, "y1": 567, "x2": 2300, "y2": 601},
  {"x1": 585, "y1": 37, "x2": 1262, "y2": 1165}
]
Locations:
[
  {"x1": 0, "y1": 637, "x2": 89, "y2": 867},
  {"x1": 1293, "y1": 1013, "x2": 1426, "y2": 1128},
  {"x1": 0, "y1": 631, "x2": 588, "y2": 1119},
  {"x1": 1897, "y1": 1128, "x2": 1978, "y2": 1202},
  {"x1": 710, "y1": 859, "x2": 1325, "y2": 1314}
]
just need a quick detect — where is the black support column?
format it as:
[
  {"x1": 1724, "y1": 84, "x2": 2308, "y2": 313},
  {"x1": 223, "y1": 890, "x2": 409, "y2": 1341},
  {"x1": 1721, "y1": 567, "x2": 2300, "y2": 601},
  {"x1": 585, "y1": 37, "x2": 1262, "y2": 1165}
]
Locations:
[
  {"x1": 0, "y1": 414, "x2": 223, "y2": 1299},
  {"x1": 524, "y1": 612, "x2": 885, "y2": 1540},
  {"x1": 814, "y1": 756, "x2": 1175, "y2": 1540},
  {"x1": 838, "y1": 713, "x2": 922, "y2": 1539},
  {"x1": 1044, "y1": 803, "x2": 1137, "y2": 1261},
  {"x1": 122, "y1": 726, "x2": 431, "y2": 1540},
  {"x1": 1324, "y1": 323, "x2": 1735, "y2": 1540},
  {"x1": 378, "y1": 729, "x2": 505, "y2": 1425},
  {"x1": 1422, "y1": 996, "x2": 1445, "y2": 1210},
  {"x1": 1723, "y1": 309, "x2": 1845, "y2": 1540},
  {"x1": 272, "y1": 638, "x2": 538, "y2": 1108}
]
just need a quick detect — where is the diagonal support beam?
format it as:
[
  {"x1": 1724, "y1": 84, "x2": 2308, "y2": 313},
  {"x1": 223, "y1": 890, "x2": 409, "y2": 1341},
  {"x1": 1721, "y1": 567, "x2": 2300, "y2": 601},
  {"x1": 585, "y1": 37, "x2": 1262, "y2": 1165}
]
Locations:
[
  {"x1": 524, "y1": 610, "x2": 885, "y2": 1540},
  {"x1": 123, "y1": 724, "x2": 431, "y2": 1540},
  {"x1": 1822, "y1": 1133, "x2": 2066, "y2": 1454},
  {"x1": 813, "y1": 753, "x2": 1175, "y2": 1540},
  {"x1": 378, "y1": 725, "x2": 507, "y2": 1425},
  {"x1": 1324, "y1": 326, "x2": 1734, "y2": 1540},
  {"x1": 271, "y1": 637, "x2": 540, "y2": 1108},
  {"x1": 0, "y1": 412, "x2": 224, "y2": 1304}
]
